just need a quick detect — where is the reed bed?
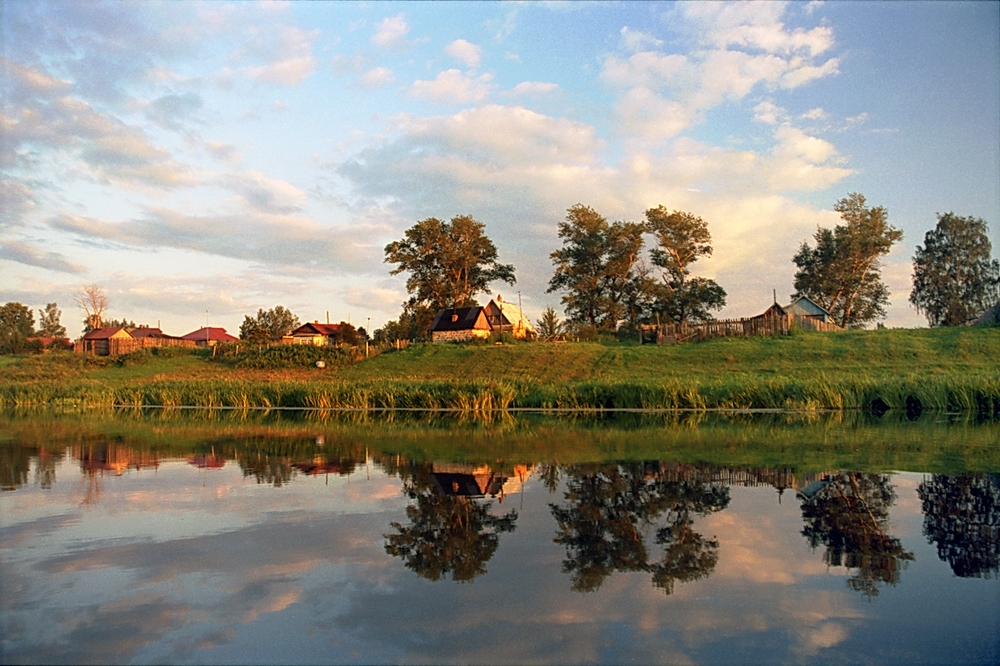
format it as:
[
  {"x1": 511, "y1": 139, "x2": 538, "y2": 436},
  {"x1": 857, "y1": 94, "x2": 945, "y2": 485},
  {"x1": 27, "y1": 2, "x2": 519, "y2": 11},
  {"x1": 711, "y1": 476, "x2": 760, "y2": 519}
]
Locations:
[{"x1": 1, "y1": 373, "x2": 997, "y2": 417}]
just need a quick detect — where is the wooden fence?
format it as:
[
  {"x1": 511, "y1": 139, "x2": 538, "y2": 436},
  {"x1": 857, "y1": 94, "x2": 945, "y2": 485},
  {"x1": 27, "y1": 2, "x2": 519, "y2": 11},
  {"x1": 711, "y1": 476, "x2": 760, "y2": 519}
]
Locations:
[
  {"x1": 75, "y1": 336, "x2": 197, "y2": 356},
  {"x1": 641, "y1": 313, "x2": 842, "y2": 344}
]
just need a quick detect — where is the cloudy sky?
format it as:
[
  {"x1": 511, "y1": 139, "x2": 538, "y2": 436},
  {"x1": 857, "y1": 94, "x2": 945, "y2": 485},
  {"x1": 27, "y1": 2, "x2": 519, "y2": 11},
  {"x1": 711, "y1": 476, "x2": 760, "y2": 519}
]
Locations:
[{"x1": 2, "y1": 1, "x2": 998, "y2": 336}]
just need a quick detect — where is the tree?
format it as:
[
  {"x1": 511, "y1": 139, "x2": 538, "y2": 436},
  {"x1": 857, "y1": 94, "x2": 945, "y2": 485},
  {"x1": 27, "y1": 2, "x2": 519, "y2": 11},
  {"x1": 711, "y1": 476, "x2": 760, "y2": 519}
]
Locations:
[
  {"x1": 239, "y1": 305, "x2": 300, "y2": 343},
  {"x1": 36, "y1": 303, "x2": 66, "y2": 338},
  {"x1": 385, "y1": 466, "x2": 518, "y2": 582},
  {"x1": 385, "y1": 215, "x2": 516, "y2": 313},
  {"x1": 103, "y1": 318, "x2": 136, "y2": 329},
  {"x1": 645, "y1": 207, "x2": 727, "y2": 325},
  {"x1": 910, "y1": 213, "x2": 1000, "y2": 327},
  {"x1": 535, "y1": 306, "x2": 563, "y2": 340},
  {"x1": 74, "y1": 284, "x2": 109, "y2": 332},
  {"x1": 548, "y1": 204, "x2": 646, "y2": 330},
  {"x1": 792, "y1": 193, "x2": 903, "y2": 329},
  {"x1": 799, "y1": 473, "x2": 913, "y2": 598},
  {"x1": 0, "y1": 302, "x2": 35, "y2": 354},
  {"x1": 918, "y1": 473, "x2": 1000, "y2": 578}
]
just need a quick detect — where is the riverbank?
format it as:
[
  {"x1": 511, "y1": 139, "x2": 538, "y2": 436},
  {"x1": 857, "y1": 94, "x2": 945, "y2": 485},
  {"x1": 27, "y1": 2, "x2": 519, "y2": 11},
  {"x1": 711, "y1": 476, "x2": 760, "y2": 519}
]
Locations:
[{"x1": 1, "y1": 327, "x2": 997, "y2": 414}]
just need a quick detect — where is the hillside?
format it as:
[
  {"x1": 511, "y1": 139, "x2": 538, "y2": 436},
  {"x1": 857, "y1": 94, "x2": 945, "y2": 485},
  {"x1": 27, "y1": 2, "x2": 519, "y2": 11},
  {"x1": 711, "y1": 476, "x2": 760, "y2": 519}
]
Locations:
[{"x1": 1, "y1": 327, "x2": 997, "y2": 413}]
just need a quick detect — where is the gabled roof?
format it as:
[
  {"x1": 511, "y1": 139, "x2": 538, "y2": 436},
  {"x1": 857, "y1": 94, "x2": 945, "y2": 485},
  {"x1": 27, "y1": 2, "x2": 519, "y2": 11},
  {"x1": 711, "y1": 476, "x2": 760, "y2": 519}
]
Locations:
[
  {"x1": 181, "y1": 327, "x2": 238, "y2": 342},
  {"x1": 485, "y1": 297, "x2": 536, "y2": 333},
  {"x1": 784, "y1": 296, "x2": 832, "y2": 319},
  {"x1": 290, "y1": 322, "x2": 342, "y2": 337},
  {"x1": 430, "y1": 306, "x2": 490, "y2": 332},
  {"x1": 81, "y1": 327, "x2": 131, "y2": 340}
]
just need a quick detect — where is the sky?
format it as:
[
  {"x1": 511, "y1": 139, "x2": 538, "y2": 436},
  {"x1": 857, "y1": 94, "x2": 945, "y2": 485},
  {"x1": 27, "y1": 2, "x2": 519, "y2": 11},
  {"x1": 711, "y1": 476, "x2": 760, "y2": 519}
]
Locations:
[{"x1": 2, "y1": 0, "x2": 998, "y2": 337}]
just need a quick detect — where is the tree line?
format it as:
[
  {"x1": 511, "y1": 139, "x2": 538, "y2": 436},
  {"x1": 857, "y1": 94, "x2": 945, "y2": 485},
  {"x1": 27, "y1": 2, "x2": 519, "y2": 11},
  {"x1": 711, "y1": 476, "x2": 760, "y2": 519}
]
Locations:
[{"x1": 378, "y1": 192, "x2": 999, "y2": 340}]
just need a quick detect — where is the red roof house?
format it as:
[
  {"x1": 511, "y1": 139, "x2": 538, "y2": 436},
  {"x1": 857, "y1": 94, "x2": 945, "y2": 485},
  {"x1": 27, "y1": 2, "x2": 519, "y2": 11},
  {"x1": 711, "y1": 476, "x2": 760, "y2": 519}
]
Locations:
[{"x1": 182, "y1": 327, "x2": 239, "y2": 346}]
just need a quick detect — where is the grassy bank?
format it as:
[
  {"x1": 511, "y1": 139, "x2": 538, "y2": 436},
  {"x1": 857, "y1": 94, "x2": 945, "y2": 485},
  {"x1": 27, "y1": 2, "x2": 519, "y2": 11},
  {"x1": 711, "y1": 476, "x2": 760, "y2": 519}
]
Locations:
[{"x1": 0, "y1": 327, "x2": 997, "y2": 414}]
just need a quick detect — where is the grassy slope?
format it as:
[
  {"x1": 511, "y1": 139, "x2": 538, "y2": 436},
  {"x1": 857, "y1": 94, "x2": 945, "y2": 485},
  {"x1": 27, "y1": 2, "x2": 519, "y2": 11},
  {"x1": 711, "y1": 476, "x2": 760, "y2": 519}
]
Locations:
[{"x1": 0, "y1": 327, "x2": 997, "y2": 411}]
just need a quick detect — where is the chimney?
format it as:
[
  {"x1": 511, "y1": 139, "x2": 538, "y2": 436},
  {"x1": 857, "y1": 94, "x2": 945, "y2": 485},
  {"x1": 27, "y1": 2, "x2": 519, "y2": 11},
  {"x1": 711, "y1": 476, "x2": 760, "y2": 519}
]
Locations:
[
  {"x1": 497, "y1": 294, "x2": 502, "y2": 302},
  {"x1": 451, "y1": 314, "x2": 459, "y2": 322}
]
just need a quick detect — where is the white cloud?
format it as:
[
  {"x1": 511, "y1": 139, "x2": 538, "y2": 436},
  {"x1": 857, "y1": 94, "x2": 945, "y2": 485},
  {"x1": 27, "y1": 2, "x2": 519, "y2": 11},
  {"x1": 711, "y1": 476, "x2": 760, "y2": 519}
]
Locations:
[
  {"x1": 219, "y1": 171, "x2": 306, "y2": 214},
  {"x1": 358, "y1": 67, "x2": 394, "y2": 89},
  {"x1": 372, "y1": 14, "x2": 409, "y2": 48},
  {"x1": 508, "y1": 81, "x2": 559, "y2": 96},
  {"x1": 204, "y1": 141, "x2": 243, "y2": 164},
  {"x1": 445, "y1": 39, "x2": 482, "y2": 68},
  {"x1": 242, "y1": 27, "x2": 318, "y2": 86},
  {"x1": 620, "y1": 27, "x2": 663, "y2": 53},
  {"x1": 411, "y1": 69, "x2": 494, "y2": 104},
  {"x1": 684, "y1": 1, "x2": 836, "y2": 56}
]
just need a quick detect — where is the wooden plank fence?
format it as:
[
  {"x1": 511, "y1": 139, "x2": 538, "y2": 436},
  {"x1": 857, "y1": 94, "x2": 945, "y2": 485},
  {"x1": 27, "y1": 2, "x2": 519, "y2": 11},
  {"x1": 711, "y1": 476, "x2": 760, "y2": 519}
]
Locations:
[
  {"x1": 641, "y1": 313, "x2": 842, "y2": 344},
  {"x1": 75, "y1": 336, "x2": 197, "y2": 356}
]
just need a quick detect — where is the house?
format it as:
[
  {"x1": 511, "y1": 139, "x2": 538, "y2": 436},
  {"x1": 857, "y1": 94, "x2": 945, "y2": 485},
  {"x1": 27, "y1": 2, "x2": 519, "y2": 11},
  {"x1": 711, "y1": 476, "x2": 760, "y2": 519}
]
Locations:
[
  {"x1": 784, "y1": 296, "x2": 835, "y2": 323},
  {"x1": 287, "y1": 321, "x2": 344, "y2": 346},
  {"x1": 75, "y1": 327, "x2": 133, "y2": 355},
  {"x1": 182, "y1": 327, "x2": 238, "y2": 346},
  {"x1": 127, "y1": 326, "x2": 170, "y2": 339},
  {"x1": 429, "y1": 306, "x2": 492, "y2": 342},
  {"x1": 483, "y1": 294, "x2": 536, "y2": 339}
]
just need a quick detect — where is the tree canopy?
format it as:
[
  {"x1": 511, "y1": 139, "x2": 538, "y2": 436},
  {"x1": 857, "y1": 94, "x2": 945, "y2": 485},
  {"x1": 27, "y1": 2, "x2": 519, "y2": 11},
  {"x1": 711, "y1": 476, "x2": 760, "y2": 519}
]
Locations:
[
  {"x1": 792, "y1": 193, "x2": 902, "y2": 329},
  {"x1": 36, "y1": 303, "x2": 66, "y2": 338},
  {"x1": 910, "y1": 213, "x2": 1000, "y2": 327},
  {"x1": 385, "y1": 215, "x2": 516, "y2": 314},
  {"x1": 74, "y1": 284, "x2": 108, "y2": 333},
  {"x1": 645, "y1": 206, "x2": 726, "y2": 325},
  {"x1": 239, "y1": 305, "x2": 300, "y2": 342},
  {"x1": 0, "y1": 302, "x2": 35, "y2": 354},
  {"x1": 547, "y1": 204, "x2": 646, "y2": 330}
]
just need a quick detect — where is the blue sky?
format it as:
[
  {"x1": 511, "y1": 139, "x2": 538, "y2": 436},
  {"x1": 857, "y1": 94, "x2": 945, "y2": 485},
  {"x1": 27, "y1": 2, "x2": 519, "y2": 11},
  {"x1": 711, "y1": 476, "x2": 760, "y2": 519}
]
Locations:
[{"x1": 2, "y1": 0, "x2": 998, "y2": 336}]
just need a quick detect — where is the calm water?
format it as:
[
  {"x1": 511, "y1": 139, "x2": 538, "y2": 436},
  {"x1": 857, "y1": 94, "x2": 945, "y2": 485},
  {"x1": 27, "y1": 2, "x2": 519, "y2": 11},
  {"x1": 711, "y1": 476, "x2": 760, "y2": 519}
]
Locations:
[{"x1": 1, "y1": 409, "x2": 998, "y2": 665}]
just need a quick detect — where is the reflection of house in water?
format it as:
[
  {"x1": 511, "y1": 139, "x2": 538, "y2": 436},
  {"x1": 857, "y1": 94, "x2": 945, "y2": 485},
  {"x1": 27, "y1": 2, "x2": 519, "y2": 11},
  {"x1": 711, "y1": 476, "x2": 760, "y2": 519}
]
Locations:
[
  {"x1": 636, "y1": 462, "x2": 838, "y2": 501},
  {"x1": 188, "y1": 454, "x2": 226, "y2": 469},
  {"x1": 430, "y1": 463, "x2": 533, "y2": 502},
  {"x1": 74, "y1": 443, "x2": 160, "y2": 476},
  {"x1": 291, "y1": 455, "x2": 359, "y2": 478}
]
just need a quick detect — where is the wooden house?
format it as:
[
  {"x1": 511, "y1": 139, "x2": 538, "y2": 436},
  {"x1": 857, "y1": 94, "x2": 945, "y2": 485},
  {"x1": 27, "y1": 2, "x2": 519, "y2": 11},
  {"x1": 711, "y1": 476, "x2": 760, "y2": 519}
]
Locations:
[
  {"x1": 429, "y1": 307, "x2": 492, "y2": 342},
  {"x1": 784, "y1": 296, "x2": 836, "y2": 323},
  {"x1": 483, "y1": 294, "x2": 536, "y2": 339},
  {"x1": 182, "y1": 327, "x2": 238, "y2": 346},
  {"x1": 75, "y1": 327, "x2": 133, "y2": 355},
  {"x1": 287, "y1": 322, "x2": 344, "y2": 346}
]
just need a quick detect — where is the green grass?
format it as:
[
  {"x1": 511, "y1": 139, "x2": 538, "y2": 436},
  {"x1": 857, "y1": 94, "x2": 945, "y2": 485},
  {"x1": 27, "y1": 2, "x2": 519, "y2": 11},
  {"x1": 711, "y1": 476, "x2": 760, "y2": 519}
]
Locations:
[{"x1": 1, "y1": 328, "x2": 997, "y2": 413}]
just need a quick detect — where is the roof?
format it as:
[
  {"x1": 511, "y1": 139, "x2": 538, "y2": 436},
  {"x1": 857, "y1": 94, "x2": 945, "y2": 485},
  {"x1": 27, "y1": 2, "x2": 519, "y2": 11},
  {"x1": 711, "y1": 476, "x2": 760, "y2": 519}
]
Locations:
[
  {"x1": 81, "y1": 327, "x2": 131, "y2": 340},
  {"x1": 290, "y1": 322, "x2": 343, "y2": 337},
  {"x1": 181, "y1": 327, "x2": 238, "y2": 342},
  {"x1": 485, "y1": 297, "x2": 536, "y2": 333},
  {"x1": 429, "y1": 306, "x2": 490, "y2": 332},
  {"x1": 128, "y1": 327, "x2": 168, "y2": 339},
  {"x1": 784, "y1": 296, "x2": 833, "y2": 319}
]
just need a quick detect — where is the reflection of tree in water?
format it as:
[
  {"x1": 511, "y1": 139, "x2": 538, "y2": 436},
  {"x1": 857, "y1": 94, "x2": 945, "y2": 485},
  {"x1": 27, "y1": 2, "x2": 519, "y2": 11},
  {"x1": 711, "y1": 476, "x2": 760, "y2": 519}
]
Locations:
[
  {"x1": 550, "y1": 463, "x2": 729, "y2": 594},
  {"x1": 385, "y1": 466, "x2": 518, "y2": 582},
  {"x1": 799, "y1": 472, "x2": 914, "y2": 598},
  {"x1": 918, "y1": 473, "x2": 1000, "y2": 578}
]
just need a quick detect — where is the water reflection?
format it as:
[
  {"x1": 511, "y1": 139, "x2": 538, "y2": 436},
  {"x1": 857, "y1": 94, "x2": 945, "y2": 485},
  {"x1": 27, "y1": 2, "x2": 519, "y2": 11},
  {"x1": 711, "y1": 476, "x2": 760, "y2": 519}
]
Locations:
[
  {"x1": 550, "y1": 463, "x2": 729, "y2": 594},
  {"x1": 384, "y1": 463, "x2": 519, "y2": 582},
  {"x1": 2, "y1": 410, "x2": 999, "y2": 664},
  {"x1": 918, "y1": 473, "x2": 1000, "y2": 578}
]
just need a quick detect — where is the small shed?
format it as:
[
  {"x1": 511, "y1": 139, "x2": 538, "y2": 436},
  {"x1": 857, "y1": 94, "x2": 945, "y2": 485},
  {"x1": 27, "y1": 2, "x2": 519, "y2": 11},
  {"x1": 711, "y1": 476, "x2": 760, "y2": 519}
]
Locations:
[
  {"x1": 429, "y1": 307, "x2": 492, "y2": 342},
  {"x1": 181, "y1": 327, "x2": 239, "y2": 346},
  {"x1": 76, "y1": 327, "x2": 133, "y2": 355}
]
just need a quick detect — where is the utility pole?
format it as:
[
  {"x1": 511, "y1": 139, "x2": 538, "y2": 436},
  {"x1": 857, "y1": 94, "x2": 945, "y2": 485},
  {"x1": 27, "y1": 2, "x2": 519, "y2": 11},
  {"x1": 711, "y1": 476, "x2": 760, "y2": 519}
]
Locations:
[{"x1": 366, "y1": 317, "x2": 370, "y2": 358}]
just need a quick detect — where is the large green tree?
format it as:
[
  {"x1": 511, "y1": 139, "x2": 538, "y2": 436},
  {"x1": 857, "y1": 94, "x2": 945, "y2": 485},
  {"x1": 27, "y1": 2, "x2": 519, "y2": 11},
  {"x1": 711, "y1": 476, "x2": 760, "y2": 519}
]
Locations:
[
  {"x1": 0, "y1": 302, "x2": 35, "y2": 354},
  {"x1": 792, "y1": 193, "x2": 903, "y2": 329},
  {"x1": 385, "y1": 215, "x2": 516, "y2": 314},
  {"x1": 239, "y1": 305, "x2": 300, "y2": 343},
  {"x1": 547, "y1": 204, "x2": 646, "y2": 330},
  {"x1": 36, "y1": 303, "x2": 66, "y2": 338},
  {"x1": 910, "y1": 213, "x2": 1000, "y2": 327},
  {"x1": 645, "y1": 206, "x2": 726, "y2": 325}
]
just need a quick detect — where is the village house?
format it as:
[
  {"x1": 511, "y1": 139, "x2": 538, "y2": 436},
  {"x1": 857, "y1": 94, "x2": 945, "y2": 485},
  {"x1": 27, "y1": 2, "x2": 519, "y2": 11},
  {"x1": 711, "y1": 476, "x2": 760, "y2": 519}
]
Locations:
[
  {"x1": 75, "y1": 325, "x2": 196, "y2": 355},
  {"x1": 286, "y1": 321, "x2": 344, "y2": 346},
  {"x1": 429, "y1": 306, "x2": 492, "y2": 342},
  {"x1": 430, "y1": 295, "x2": 536, "y2": 343},
  {"x1": 181, "y1": 327, "x2": 238, "y2": 346},
  {"x1": 76, "y1": 327, "x2": 133, "y2": 355}
]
